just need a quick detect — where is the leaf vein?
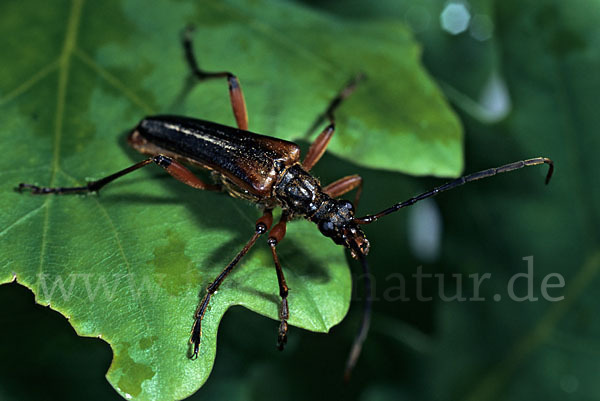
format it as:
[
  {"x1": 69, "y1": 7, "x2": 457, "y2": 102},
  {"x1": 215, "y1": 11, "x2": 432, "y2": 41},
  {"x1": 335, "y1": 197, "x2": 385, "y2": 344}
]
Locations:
[
  {"x1": 0, "y1": 59, "x2": 60, "y2": 106},
  {"x1": 0, "y1": 204, "x2": 46, "y2": 239},
  {"x1": 74, "y1": 48, "x2": 155, "y2": 115},
  {"x1": 37, "y1": 0, "x2": 84, "y2": 306}
]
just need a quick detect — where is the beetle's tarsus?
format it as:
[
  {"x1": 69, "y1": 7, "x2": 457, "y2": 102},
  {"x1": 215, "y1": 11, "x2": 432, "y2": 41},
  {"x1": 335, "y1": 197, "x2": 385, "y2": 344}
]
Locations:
[
  {"x1": 277, "y1": 321, "x2": 288, "y2": 351},
  {"x1": 189, "y1": 315, "x2": 202, "y2": 360},
  {"x1": 190, "y1": 346, "x2": 199, "y2": 360},
  {"x1": 544, "y1": 158, "x2": 554, "y2": 185},
  {"x1": 17, "y1": 183, "x2": 47, "y2": 194}
]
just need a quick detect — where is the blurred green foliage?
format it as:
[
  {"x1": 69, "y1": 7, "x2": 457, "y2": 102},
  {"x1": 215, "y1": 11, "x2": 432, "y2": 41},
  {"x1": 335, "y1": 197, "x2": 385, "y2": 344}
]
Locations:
[{"x1": 1, "y1": 0, "x2": 599, "y2": 400}]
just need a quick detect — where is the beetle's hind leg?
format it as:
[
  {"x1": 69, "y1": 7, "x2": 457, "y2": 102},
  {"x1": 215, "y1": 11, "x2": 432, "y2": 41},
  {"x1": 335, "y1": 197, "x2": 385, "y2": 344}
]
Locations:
[
  {"x1": 17, "y1": 155, "x2": 219, "y2": 195},
  {"x1": 182, "y1": 26, "x2": 249, "y2": 130}
]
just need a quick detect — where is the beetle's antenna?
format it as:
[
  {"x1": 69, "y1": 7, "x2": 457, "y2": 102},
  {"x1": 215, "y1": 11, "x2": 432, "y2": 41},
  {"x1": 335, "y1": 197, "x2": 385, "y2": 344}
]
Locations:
[
  {"x1": 355, "y1": 157, "x2": 554, "y2": 225},
  {"x1": 344, "y1": 250, "x2": 372, "y2": 381}
]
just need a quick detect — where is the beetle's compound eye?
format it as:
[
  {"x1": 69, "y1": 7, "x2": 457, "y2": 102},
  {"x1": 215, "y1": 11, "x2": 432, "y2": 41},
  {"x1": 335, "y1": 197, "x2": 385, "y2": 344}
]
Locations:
[
  {"x1": 318, "y1": 220, "x2": 336, "y2": 237},
  {"x1": 340, "y1": 200, "x2": 354, "y2": 213}
]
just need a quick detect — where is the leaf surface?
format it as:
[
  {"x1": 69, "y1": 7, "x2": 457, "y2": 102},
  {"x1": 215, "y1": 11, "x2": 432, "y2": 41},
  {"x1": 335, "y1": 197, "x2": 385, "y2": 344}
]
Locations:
[{"x1": 0, "y1": 0, "x2": 461, "y2": 399}]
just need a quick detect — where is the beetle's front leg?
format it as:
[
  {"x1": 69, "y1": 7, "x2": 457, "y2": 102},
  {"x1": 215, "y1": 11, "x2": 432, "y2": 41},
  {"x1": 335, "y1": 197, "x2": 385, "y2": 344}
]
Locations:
[
  {"x1": 190, "y1": 210, "x2": 273, "y2": 358},
  {"x1": 267, "y1": 215, "x2": 290, "y2": 350},
  {"x1": 323, "y1": 174, "x2": 363, "y2": 208}
]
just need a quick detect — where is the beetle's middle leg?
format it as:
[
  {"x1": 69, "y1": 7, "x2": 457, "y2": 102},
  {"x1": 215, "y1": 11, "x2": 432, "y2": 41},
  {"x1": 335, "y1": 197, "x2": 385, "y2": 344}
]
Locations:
[
  {"x1": 182, "y1": 27, "x2": 248, "y2": 130},
  {"x1": 303, "y1": 74, "x2": 364, "y2": 171},
  {"x1": 18, "y1": 155, "x2": 219, "y2": 195},
  {"x1": 267, "y1": 214, "x2": 290, "y2": 350},
  {"x1": 190, "y1": 210, "x2": 274, "y2": 358}
]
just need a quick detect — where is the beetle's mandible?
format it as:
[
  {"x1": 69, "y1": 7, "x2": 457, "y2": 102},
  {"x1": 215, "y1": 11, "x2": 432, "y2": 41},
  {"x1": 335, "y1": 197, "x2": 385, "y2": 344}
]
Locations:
[{"x1": 17, "y1": 27, "x2": 554, "y2": 379}]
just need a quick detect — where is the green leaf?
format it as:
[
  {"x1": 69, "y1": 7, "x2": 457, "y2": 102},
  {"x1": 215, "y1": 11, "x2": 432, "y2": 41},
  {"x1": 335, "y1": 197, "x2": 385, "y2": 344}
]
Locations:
[{"x1": 0, "y1": 0, "x2": 460, "y2": 399}]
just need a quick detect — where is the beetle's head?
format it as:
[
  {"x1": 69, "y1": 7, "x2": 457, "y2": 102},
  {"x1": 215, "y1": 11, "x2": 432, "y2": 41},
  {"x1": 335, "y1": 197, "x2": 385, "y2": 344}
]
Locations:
[{"x1": 312, "y1": 199, "x2": 370, "y2": 259}]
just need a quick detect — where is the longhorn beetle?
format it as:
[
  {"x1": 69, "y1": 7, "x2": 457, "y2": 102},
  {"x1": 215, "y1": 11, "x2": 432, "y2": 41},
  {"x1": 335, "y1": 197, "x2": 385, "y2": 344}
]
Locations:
[{"x1": 17, "y1": 28, "x2": 554, "y2": 378}]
